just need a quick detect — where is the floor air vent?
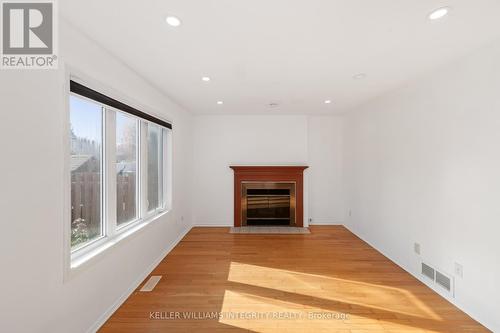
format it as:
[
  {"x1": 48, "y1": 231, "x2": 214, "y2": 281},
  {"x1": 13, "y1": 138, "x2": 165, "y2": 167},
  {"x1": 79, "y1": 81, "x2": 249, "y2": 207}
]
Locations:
[
  {"x1": 140, "y1": 275, "x2": 162, "y2": 292},
  {"x1": 421, "y1": 262, "x2": 435, "y2": 280}
]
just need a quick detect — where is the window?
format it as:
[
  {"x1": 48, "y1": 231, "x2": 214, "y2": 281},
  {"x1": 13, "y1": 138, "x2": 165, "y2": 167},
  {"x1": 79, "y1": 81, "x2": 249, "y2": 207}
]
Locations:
[
  {"x1": 69, "y1": 80, "x2": 172, "y2": 258},
  {"x1": 116, "y1": 112, "x2": 138, "y2": 226},
  {"x1": 147, "y1": 123, "x2": 162, "y2": 211},
  {"x1": 70, "y1": 95, "x2": 104, "y2": 249}
]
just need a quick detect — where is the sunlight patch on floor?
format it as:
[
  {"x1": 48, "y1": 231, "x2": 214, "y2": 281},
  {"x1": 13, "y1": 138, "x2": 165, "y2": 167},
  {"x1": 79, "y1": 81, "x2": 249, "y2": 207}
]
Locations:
[
  {"x1": 227, "y1": 261, "x2": 441, "y2": 321},
  {"x1": 218, "y1": 289, "x2": 351, "y2": 333}
]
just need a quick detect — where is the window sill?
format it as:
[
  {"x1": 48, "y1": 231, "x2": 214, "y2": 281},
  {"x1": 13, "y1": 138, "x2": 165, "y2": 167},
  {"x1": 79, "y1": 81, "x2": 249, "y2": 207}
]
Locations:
[{"x1": 68, "y1": 209, "x2": 170, "y2": 277}]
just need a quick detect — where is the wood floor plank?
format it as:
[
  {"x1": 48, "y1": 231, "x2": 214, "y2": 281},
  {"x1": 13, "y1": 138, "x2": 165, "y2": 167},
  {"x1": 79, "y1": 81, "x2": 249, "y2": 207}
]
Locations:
[{"x1": 98, "y1": 226, "x2": 490, "y2": 333}]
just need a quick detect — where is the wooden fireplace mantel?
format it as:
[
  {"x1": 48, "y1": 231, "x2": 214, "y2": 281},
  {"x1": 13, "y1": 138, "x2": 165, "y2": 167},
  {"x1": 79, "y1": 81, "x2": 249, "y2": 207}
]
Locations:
[{"x1": 230, "y1": 166, "x2": 308, "y2": 227}]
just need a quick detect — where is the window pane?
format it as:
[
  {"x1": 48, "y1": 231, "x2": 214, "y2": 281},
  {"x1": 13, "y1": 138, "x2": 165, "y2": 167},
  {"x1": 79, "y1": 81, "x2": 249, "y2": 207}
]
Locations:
[
  {"x1": 147, "y1": 123, "x2": 162, "y2": 211},
  {"x1": 70, "y1": 95, "x2": 103, "y2": 249},
  {"x1": 162, "y1": 127, "x2": 169, "y2": 209},
  {"x1": 116, "y1": 112, "x2": 138, "y2": 226}
]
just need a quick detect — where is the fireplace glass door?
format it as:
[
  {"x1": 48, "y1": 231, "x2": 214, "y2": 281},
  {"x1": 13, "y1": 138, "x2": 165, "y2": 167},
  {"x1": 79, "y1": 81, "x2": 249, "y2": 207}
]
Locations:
[{"x1": 242, "y1": 182, "x2": 296, "y2": 226}]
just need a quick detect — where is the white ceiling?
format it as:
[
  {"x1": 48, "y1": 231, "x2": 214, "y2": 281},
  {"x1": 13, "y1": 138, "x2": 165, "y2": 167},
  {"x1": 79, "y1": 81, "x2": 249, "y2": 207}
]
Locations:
[{"x1": 61, "y1": 0, "x2": 500, "y2": 115}]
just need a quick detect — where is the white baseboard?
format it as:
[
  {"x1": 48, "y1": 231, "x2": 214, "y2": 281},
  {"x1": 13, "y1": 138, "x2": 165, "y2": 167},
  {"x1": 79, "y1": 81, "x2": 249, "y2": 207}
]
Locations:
[
  {"x1": 193, "y1": 223, "x2": 232, "y2": 227},
  {"x1": 343, "y1": 224, "x2": 495, "y2": 332},
  {"x1": 309, "y1": 218, "x2": 343, "y2": 225},
  {"x1": 86, "y1": 225, "x2": 192, "y2": 333},
  {"x1": 193, "y1": 221, "x2": 343, "y2": 227}
]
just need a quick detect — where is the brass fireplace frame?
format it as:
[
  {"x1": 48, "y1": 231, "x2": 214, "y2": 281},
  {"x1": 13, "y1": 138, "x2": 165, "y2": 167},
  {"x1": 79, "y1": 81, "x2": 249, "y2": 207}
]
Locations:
[{"x1": 241, "y1": 181, "x2": 296, "y2": 226}]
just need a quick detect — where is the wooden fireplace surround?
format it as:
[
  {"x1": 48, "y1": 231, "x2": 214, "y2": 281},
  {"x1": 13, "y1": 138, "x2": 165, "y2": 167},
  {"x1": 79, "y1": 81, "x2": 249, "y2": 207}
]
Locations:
[{"x1": 230, "y1": 166, "x2": 308, "y2": 227}]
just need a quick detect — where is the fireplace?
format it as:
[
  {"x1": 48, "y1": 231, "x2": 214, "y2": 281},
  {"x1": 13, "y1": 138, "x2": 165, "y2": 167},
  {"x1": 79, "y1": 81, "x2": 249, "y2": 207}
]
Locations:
[
  {"x1": 230, "y1": 166, "x2": 308, "y2": 227},
  {"x1": 242, "y1": 182, "x2": 296, "y2": 226}
]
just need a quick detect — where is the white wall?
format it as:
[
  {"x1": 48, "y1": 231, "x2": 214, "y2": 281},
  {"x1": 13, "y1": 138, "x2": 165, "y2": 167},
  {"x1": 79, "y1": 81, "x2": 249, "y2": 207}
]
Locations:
[
  {"x1": 192, "y1": 114, "x2": 344, "y2": 226},
  {"x1": 307, "y1": 116, "x2": 344, "y2": 225},
  {"x1": 343, "y1": 39, "x2": 500, "y2": 332},
  {"x1": 0, "y1": 20, "x2": 193, "y2": 333}
]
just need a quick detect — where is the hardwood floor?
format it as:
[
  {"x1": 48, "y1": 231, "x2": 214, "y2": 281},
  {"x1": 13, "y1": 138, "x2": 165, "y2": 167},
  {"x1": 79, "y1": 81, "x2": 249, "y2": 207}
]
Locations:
[{"x1": 99, "y1": 226, "x2": 489, "y2": 333}]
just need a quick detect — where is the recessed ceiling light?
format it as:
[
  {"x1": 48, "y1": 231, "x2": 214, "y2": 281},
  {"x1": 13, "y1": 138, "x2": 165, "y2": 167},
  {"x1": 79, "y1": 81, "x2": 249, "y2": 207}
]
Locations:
[
  {"x1": 166, "y1": 16, "x2": 181, "y2": 27},
  {"x1": 324, "y1": 100, "x2": 332, "y2": 104},
  {"x1": 201, "y1": 76, "x2": 211, "y2": 82},
  {"x1": 217, "y1": 101, "x2": 223, "y2": 105},
  {"x1": 429, "y1": 7, "x2": 450, "y2": 20},
  {"x1": 353, "y1": 73, "x2": 367, "y2": 80}
]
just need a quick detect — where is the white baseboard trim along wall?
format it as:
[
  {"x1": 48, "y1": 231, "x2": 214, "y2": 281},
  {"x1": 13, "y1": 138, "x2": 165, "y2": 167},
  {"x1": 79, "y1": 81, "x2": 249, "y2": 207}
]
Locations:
[
  {"x1": 343, "y1": 224, "x2": 491, "y2": 331},
  {"x1": 86, "y1": 226, "x2": 192, "y2": 333},
  {"x1": 308, "y1": 218, "x2": 343, "y2": 225},
  {"x1": 192, "y1": 223, "x2": 234, "y2": 227},
  {"x1": 192, "y1": 221, "x2": 344, "y2": 227}
]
